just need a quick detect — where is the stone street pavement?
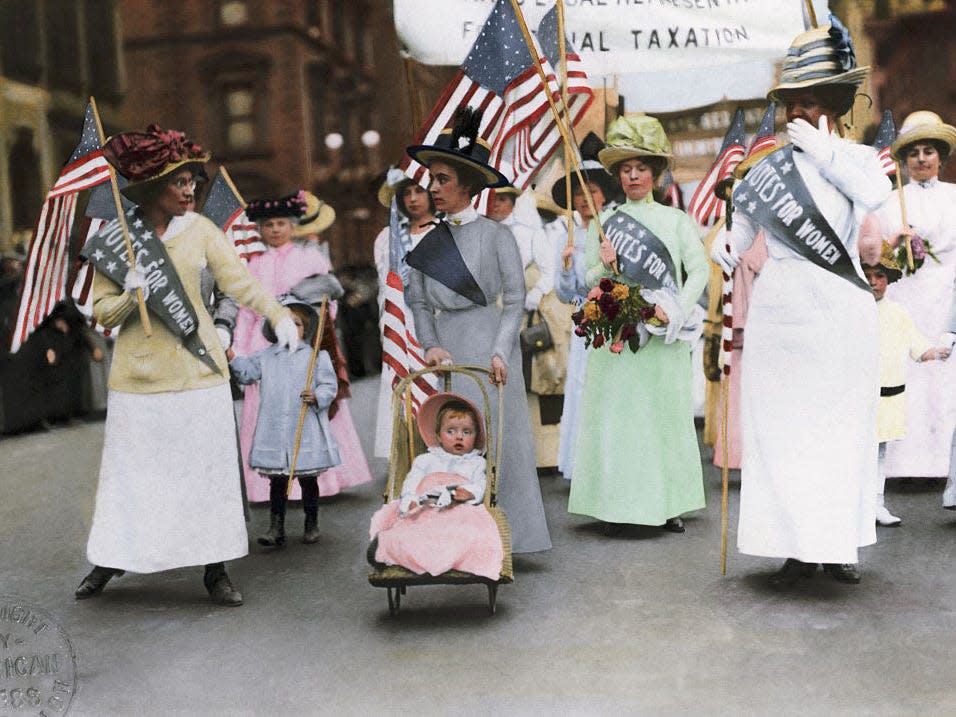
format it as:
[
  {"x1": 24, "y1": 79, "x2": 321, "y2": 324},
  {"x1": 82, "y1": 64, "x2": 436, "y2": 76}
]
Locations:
[{"x1": 2, "y1": 376, "x2": 955, "y2": 715}]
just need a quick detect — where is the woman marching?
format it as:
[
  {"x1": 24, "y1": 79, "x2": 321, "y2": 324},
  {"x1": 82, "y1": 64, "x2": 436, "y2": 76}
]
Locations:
[
  {"x1": 552, "y1": 133, "x2": 614, "y2": 481},
  {"x1": 875, "y1": 112, "x2": 956, "y2": 494},
  {"x1": 231, "y1": 192, "x2": 372, "y2": 510},
  {"x1": 75, "y1": 125, "x2": 295, "y2": 605},
  {"x1": 567, "y1": 116, "x2": 709, "y2": 534},
  {"x1": 404, "y1": 108, "x2": 551, "y2": 554}
]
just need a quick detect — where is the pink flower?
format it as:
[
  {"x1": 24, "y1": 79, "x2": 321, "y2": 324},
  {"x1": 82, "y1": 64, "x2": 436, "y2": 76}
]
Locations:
[
  {"x1": 586, "y1": 286, "x2": 602, "y2": 301},
  {"x1": 609, "y1": 340, "x2": 625, "y2": 354}
]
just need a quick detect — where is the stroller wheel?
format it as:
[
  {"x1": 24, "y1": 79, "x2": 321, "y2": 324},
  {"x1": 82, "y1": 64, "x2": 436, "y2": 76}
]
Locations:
[
  {"x1": 387, "y1": 587, "x2": 401, "y2": 615},
  {"x1": 487, "y1": 583, "x2": 498, "y2": 614}
]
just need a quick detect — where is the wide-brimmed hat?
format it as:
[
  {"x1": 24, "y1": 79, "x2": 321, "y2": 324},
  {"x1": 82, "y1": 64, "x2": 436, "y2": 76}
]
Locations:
[
  {"x1": 102, "y1": 124, "x2": 210, "y2": 204},
  {"x1": 293, "y1": 192, "x2": 336, "y2": 236},
  {"x1": 246, "y1": 191, "x2": 308, "y2": 222},
  {"x1": 407, "y1": 107, "x2": 509, "y2": 189},
  {"x1": 890, "y1": 110, "x2": 956, "y2": 161},
  {"x1": 377, "y1": 167, "x2": 411, "y2": 208},
  {"x1": 261, "y1": 295, "x2": 319, "y2": 344},
  {"x1": 552, "y1": 132, "x2": 617, "y2": 209},
  {"x1": 416, "y1": 392, "x2": 485, "y2": 452},
  {"x1": 598, "y1": 115, "x2": 673, "y2": 173},
  {"x1": 768, "y1": 15, "x2": 868, "y2": 114},
  {"x1": 862, "y1": 241, "x2": 903, "y2": 284}
]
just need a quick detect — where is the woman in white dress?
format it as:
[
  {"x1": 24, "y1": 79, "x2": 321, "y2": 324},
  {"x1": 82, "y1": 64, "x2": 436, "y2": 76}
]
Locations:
[{"x1": 876, "y1": 112, "x2": 956, "y2": 487}]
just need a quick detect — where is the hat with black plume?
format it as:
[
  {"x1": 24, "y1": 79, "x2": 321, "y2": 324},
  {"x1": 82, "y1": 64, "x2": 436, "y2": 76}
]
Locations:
[{"x1": 406, "y1": 107, "x2": 510, "y2": 189}]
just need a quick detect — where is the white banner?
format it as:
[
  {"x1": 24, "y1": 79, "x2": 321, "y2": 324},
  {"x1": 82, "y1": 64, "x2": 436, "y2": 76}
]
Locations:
[{"x1": 395, "y1": 0, "x2": 814, "y2": 76}]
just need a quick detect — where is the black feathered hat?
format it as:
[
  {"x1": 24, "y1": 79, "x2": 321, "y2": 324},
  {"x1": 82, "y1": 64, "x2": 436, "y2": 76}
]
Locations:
[
  {"x1": 246, "y1": 191, "x2": 308, "y2": 222},
  {"x1": 406, "y1": 107, "x2": 510, "y2": 189}
]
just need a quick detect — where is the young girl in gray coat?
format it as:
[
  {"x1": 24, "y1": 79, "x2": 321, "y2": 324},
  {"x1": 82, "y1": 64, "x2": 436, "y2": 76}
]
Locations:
[{"x1": 228, "y1": 299, "x2": 340, "y2": 546}]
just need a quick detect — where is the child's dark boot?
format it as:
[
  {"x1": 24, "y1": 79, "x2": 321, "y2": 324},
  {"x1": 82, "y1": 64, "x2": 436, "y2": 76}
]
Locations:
[
  {"x1": 301, "y1": 476, "x2": 320, "y2": 544},
  {"x1": 259, "y1": 476, "x2": 287, "y2": 547}
]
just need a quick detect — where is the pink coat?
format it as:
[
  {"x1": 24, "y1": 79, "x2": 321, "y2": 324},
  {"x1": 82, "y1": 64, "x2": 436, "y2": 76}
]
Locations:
[{"x1": 234, "y1": 241, "x2": 371, "y2": 500}]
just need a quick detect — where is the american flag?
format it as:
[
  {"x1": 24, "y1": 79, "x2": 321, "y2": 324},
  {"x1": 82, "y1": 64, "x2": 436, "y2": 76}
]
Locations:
[
  {"x1": 871, "y1": 109, "x2": 897, "y2": 176},
  {"x1": 200, "y1": 167, "x2": 266, "y2": 263},
  {"x1": 9, "y1": 101, "x2": 112, "y2": 351},
  {"x1": 686, "y1": 107, "x2": 747, "y2": 229},
  {"x1": 399, "y1": 0, "x2": 590, "y2": 203},
  {"x1": 747, "y1": 102, "x2": 778, "y2": 157},
  {"x1": 380, "y1": 201, "x2": 437, "y2": 412},
  {"x1": 659, "y1": 169, "x2": 684, "y2": 210}
]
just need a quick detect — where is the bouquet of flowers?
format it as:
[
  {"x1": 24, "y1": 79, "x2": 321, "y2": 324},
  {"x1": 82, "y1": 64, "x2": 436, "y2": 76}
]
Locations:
[
  {"x1": 571, "y1": 278, "x2": 658, "y2": 354},
  {"x1": 895, "y1": 231, "x2": 939, "y2": 276}
]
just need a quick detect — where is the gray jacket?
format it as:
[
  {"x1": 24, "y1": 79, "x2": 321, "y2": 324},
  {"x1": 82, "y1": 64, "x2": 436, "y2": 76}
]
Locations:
[{"x1": 230, "y1": 346, "x2": 340, "y2": 474}]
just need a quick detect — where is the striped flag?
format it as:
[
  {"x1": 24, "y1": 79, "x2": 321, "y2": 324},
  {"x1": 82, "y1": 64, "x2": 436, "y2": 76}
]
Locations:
[
  {"x1": 871, "y1": 109, "x2": 897, "y2": 176},
  {"x1": 200, "y1": 168, "x2": 266, "y2": 263},
  {"x1": 659, "y1": 169, "x2": 684, "y2": 210},
  {"x1": 399, "y1": 0, "x2": 590, "y2": 203},
  {"x1": 9, "y1": 102, "x2": 112, "y2": 351},
  {"x1": 747, "y1": 102, "x2": 778, "y2": 157},
  {"x1": 381, "y1": 201, "x2": 437, "y2": 412},
  {"x1": 686, "y1": 107, "x2": 747, "y2": 229}
]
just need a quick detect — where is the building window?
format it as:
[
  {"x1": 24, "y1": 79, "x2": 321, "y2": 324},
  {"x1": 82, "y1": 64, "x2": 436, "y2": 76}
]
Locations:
[
  {"x1": 224, "y1": 85, "x2": 257, "y2": 150},
  {"x1": 219, "y1": 0, "x2": 248, "y2": 26}
]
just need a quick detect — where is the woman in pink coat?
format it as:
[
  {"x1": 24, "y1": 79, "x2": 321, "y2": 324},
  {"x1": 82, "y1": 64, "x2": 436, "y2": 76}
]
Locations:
[{"x1": 232, "y1": 192, "x2": 371, "y2": 503}]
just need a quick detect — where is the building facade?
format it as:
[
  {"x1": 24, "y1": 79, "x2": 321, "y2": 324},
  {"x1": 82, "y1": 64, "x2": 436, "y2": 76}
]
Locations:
[{"x1": 0, "y1": 0, "x2": 124, "y2": 253}]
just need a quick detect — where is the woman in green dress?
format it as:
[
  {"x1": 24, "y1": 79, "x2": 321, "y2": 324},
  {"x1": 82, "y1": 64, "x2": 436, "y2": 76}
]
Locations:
[{"x1": 568, "y1": 116, "x2": 709, "y2": 534}]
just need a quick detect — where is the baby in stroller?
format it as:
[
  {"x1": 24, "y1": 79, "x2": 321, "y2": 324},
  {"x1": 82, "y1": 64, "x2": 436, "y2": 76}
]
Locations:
[{"x1": 368, "y1": 392, "x2": 504, "y2": 580}]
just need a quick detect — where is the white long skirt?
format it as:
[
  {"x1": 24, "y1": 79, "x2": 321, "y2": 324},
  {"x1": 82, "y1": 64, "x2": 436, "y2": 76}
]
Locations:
[
  {"x1": 738, "y1": 259, "x2": 878, "y2": 564},
  {"x1": 86, "y1": 383, "x2": 248, "y2": 573}
]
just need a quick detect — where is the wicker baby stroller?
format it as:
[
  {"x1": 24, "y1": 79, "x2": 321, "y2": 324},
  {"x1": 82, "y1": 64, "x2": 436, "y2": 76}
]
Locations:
[{"x1": 367, "y1": 364, "x2": 513, "y2": 615}]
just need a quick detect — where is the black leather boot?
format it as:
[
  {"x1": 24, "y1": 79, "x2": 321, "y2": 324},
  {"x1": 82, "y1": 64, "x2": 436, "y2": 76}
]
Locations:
[
  {"x1": 74, "y1": 566, "x2": 124, "y2": 599},
  {"x1": 822, "y1": 563, "x2": 862, "y2": 584},
  {"x1": 258, "y1": 476, "x2": 287, "y2": 547},
  {"x1": 768, "y1": 558, "x2": 817, "y2": 589},
  {"x1": 203, "y1": 562, "x2": 243, "y2": 606},
  {"x1": 301, "y1": 476, "x2": 319, "y2": 544}
]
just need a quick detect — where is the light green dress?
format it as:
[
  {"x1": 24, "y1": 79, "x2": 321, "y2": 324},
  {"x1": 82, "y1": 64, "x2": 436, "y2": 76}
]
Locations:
[{"x1": 567, "y1": 194, "x2": 709, "y2": 525}]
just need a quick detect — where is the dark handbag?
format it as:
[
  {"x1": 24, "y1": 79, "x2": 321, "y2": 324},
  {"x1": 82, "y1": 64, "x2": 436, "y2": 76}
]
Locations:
[{"x1": 520, "y1": 310, "x2": 553, "y2": 354}]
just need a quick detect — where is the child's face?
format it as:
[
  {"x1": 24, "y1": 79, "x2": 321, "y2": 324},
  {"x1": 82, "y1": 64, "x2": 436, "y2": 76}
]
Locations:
[
  {"x1": 864, "y1": 266, "x2": 888, "y2": 301},
  {"x1": 438, "y1": 413, "x2": 477, "y2": 456},
  {"x1": 291, "y1": 312, "x2": 306, "y2": 340}
]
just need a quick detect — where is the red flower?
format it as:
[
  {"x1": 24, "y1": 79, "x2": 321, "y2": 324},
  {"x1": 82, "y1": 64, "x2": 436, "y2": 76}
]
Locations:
[
  {"x1": 621, "y1": 324, "x2": 637, "y2": 341},
  {"x1": 574, "y1": 325, "x2": 587, "y2": 337},
  {"x1": 599, "y1": 277, "x2": 614, "y2": 292},
  {"x1": 639, "y1": 304, "x2": 657, "y2": 321},
  {"x1": 593, "y1": 334, "x2": 605, "y2": 348},
  {"x1": 571, "y1": 309, "x2": 584, "y2": 325}
]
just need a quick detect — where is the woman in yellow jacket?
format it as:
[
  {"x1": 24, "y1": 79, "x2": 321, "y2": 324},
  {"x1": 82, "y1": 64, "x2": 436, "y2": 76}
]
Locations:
[{"x1": 74, "y1": 125, "x2": 294, "y2": 606}]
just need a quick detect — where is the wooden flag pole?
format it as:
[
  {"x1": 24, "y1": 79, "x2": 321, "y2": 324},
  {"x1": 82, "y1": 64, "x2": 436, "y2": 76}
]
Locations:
[
  {"x1": 89, "y1": 97, "x2": 152, "y2": 336},
  {"x1": 720, "y1": 375, "x2": 731, "y2": 575},
  {"x1": 287, "y1": 296, "x2": 329, "y2": 497},
  {"x1": 558, "y1": 0, "x2": 575, "y2": 271},
  {"x1": 508, "y1": 0, "x2": 617, "y2": 274},
  {"x1": 804, "y1": 0, "x2": 818, "y2": 29},
  {"x1": 401, "y1": 50, "x2": 424, "y2": 133},
  {"x1": 893, "y1": 160, "x2": 915, "y2": 271}
]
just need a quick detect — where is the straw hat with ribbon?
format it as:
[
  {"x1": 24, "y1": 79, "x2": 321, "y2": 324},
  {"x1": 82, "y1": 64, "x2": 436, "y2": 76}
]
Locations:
[
  {"x1": 767, "y1": 14, "x2": 867, "y2": 116},
  {"x1": 597, "y1": 115, "x2": 673, "y2": 174},
  {"x1": 102, "y1": 124, "x2": 210, "y2": 204},
  {"x1": 407, "y1": 107, "x2": 509, "y2": 190},
  {"x1": 294, "y1": 192, "x2": 336, "y2": 236},
  {"x1": 890, "y1": 110, "x2": 956, "y2": 161}
]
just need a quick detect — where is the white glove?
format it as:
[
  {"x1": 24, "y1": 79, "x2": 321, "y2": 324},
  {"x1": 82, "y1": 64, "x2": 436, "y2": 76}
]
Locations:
[
  {"x1": 273, "y1": 314, "x2": 300, "y2": 352},
  {"x1": 941, "y1": 333, "x2": 956, "y2": 357},
  {"x1": 524, "y1": 287, "x2": 543, "y2": 312},
  {"x1": 435, "y1": 488, "x2": 452, "y2": 509},
  {"x1": 216, "y1": 327, "x2": 232, "y2": 350},
  {"x1": 710, "y1": 239, "x2": 740, "y2": 276},
  {"x1": 399, "y1": 495, "x2": 416, "y2": 516},
  {"x1": 123, "y1": 266, "x2": 149, "y2": 300},
  {"x1": 787, "y1": 116, "x2": 834, "y2": 168}
]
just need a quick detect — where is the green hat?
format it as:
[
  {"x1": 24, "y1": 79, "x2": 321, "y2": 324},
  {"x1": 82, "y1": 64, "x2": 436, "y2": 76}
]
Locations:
[{"x1": 597, "y1": 115, "x2": 673, "y2": 172}]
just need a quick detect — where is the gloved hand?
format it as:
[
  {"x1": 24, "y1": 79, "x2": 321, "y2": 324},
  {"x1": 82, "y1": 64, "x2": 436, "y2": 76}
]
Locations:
[
  {"x1": 710, "y1": 238, "x2": 740, "y2": 276},
  {"x1": 123, "y1": 266, "x2": 149, "y2": 300},
  {"x1": 216, "y1": 326, "x2": 232, "y2": 350},
  {"x1": 273, "y1": 314, "x2": 299, "y2": 352},
  {"x1": 787, "y1": 115, "x2": 834, "y2": 168},
  {"x1": 940, "y1": 333, "x2": 956, "y2": 359},
  {"x1": 524, "y1": 287, "x2": 543, "y2": 312}
]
